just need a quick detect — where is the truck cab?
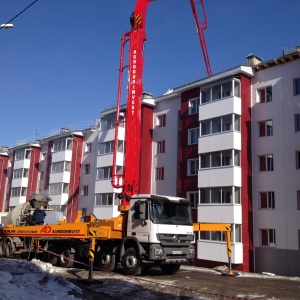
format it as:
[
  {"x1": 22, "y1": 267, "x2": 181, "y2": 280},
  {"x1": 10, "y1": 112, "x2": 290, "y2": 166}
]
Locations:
[{"x1": 120, "y1": 194, "x2": 195, "y2": 275}]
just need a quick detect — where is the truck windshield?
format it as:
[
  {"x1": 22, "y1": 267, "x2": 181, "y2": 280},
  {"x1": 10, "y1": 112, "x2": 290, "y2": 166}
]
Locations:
[{"x1": 150, "y1": 200, "x2": 193, "y2": 225}]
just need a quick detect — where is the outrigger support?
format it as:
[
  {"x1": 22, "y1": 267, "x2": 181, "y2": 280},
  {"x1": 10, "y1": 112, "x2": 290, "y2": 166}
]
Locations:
[{"x1": 193, "y1": 223, "x2": 237, "y2": 276}]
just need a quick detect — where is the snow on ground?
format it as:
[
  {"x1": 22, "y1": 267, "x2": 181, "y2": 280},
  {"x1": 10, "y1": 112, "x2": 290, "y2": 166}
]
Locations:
[{"x1": 0, "y1": 258, "x2": 86, "y2": 300}]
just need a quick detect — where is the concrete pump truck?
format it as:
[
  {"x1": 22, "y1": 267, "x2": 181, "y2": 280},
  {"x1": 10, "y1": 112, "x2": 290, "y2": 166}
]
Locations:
[{"x1": 0, "y1": 0, "x2": 233, "y2": 278}]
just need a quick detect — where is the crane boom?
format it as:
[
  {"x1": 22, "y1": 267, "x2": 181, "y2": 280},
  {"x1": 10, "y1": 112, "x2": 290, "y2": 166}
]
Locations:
[
  {"x1": 112, "y1": 0, "x2": 212, "y2": 208},
  {"x1": 189, "y1": 0, "x2": 212, "y2": 76}
]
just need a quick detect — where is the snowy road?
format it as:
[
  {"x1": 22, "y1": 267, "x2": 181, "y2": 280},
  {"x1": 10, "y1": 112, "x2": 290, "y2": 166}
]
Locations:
[{"x1": 1, "y1": 258, "x2": 300, "y2": 300}]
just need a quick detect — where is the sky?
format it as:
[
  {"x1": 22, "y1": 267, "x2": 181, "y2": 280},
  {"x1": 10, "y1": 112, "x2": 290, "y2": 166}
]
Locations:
[{"x1": 0, "y1": 0, "x2": 299, "y2": 147}]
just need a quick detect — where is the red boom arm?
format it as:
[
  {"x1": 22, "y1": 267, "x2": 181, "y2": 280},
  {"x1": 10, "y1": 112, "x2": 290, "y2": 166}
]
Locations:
[{"x1": 112, "y1": 0, "x2": 150, "y2": 208}]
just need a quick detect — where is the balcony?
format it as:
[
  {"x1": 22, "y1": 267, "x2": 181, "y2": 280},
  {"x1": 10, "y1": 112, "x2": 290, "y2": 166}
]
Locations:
[
  {"x1": 48, "y1": 193, "x2": 69, "y2": 206},
  {"x1": 49, "y1": 171, "x2": 71, "y2": 184},
  {"x1": 198, "y1": 131, "x2": 241, "y2": 153},
  {"x1": 197, "y1": 204, "x2": 242, "y2": 224},
  {"x1": 199, "y1": 96, "x2": 241, "y2": 120},
  {"x1": 11, "y1": 177, "x2": 29, "y2": 188},
  {"x1": 51, "y1": 149, "x2": 72, "y2": 163},
  {"x1": 13, "y1": 159, "x2": 30, "y2": 170},
  {"x1": 196, "y1": 240, "x2": 243, "y2": 264},
  {"x1": 198, "y1": 166, "x2": 241, "y2": 188},
  {"x1": 9, "y1": 196, "x2": 26, "y2": 207}
]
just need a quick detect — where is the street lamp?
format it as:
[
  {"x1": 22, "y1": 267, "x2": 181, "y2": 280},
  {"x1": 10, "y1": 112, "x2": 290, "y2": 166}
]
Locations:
[{"x1": 0, "y1": 24, "x2": 13, "y2": 29}]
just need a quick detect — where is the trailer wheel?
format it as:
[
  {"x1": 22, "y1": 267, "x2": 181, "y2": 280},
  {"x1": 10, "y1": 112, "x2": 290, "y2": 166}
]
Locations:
[
  {"x1": 5, "y1": 241, "x2": 15, "y2": 258},
  {"x1": 122, "y1": 247, "x2": 143, "y2": 276},
  {"x1": 96, "y1": 247, "x2": 116, "y2": 272},
  {"x1": 58, "y1": 246, "x2": 74, "y2": 268},
  {"x1": 42, "y1": 244, "x2": 58, "y2": 266},
  {"x1": 159, "y1": 263, "x2": 181, "y2": 275},
  {"x1": 0, "y1": 241, "x2": 6, "y2": 257}
]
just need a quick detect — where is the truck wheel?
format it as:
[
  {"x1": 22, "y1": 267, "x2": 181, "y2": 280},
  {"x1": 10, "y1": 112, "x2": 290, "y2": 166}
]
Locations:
[
  {"x1": 160, "y1": 264, "x2": 181, "y2": 275},
  {"x1": 58, "y1": 246, "x2": 74, "y2": 268},
  {"x1": 5, "y1": 241, "x2": 14, "y2": 258},
  {"x1": 42, "y1": 244, "x2": 58, "y2": 266},
  {"x1": 0, "y1": 241, "x2": 6, "y2": 257},
  {"x1": 122, "y1": 247, "x2": 143, "y2": 276},
  {"x1": 96, "y1": 247, "x2": 116, "y2": 272}
]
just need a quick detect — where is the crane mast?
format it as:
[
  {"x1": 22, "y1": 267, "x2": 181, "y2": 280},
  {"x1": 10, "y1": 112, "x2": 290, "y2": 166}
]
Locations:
[{"x1": 112, "y1": 0, "x2": 212, "y2": 208}]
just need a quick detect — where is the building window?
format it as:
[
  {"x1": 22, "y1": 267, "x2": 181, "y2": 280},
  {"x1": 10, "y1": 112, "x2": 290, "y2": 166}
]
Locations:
[
  {"x1": 40, "y1": 171, "x2": 44, "y2": 181},
  {"x1": 13, "y1": 168, "x2": 29, "y2": 179},
  {"x1": 294, "y1": 78, "x2": 300, "y2": 96},
  {"x1": 53, "y1": 139, "x2": 71, "y2": 152},
  {"x1": 200, "y1": 231, "x2": 226, "y2": 242},
  {"x1": 188, "y1": 159, "x2": 199, "y2": 176},
  {"x1": 258, "y1": 86, "x2": 272, "y2": 103},
  {"x1": 187, "y1": 192, "x2": 198, "y2": 208},
  {"x1": 12, "y1": 187, "x2": 26, "y2": 197},
  {"x1": 189, "y1": 97, "x2": 200, "y2": 114},
  {"x1": 100, "y1": 114, "x2": 116, "y2": 131},
  {"x1": 156, "y1": 140, "x2": 165, "y2": 154},
  {"x1": 41, "y1": 153, "x2": 46, "y2": 161},
  {"x1": 259, "y1": 191, "x2": 275, "y2": 209},
  {"x1": 200, "y1": 79, "x2": 240, "y2": 104},
  {"x1": 82, "y1": 185, "x2": 89, "y2": 196},
  {"x1": 259, "y1": 120, "x2": 273, "y2": 137},
  {"x1": 295, "y1": 114, "x2": 300, "y2": 132},
  {"x1": 155, "y1": 167, "x2": 164, "y2": 180},
  {"x1": 49, "y1": 183, "x2": 69, "y2": 195},
  {"x1": 157, "y1": 114, "x2": 166, "y2": 127},
  {"x1": 296, "y1": 151, "x2": 300, "y2": 169},
  {"x1": 85, "y1": 143, "x2": 92, "y2": 153},
  {"x1": 297, "y1": 191, "x2": 300, "y2": 210},
  {"x1": 200, "y1": 187, "x2": 240, "y2": 204},
  {"x1": 188, "y1": 128, "x2": 199, "y2": 145},
  {"x1": 96, "y1": 167, "x2": 112, "y2": 180},
  {"x1": 51, "y1": 161, "x2": 71, "y2": 173},
  {"x1": 15, "y1": 149, "x2": 30, "y2": 161},
  {"x1": 259, "y1": 154, "x2": 274, "y2": 171},
  {"x1": 98, "y1": 140, "x2": 123, "y2": 155},
  {"x1": 200, "y1": 114, "x2": 238, "y2": 136},
  {"x1": 260, "y1": 229, "x2": 276, "y2": 247},
  {"x1": 95, "y1": 193, "x2": 114, "y2": 206},
  {"x1": 200, "y1": 150, "x2": 239, "y2": 168},
  {"x1": 83, "y1": 164, "x2": 90, "y2": 174}
]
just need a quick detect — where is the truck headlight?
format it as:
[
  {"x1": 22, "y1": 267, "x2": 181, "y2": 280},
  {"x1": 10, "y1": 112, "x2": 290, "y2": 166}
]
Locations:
[{"x1": 154, "y1": 247, "x2": 164, "y2": 256}]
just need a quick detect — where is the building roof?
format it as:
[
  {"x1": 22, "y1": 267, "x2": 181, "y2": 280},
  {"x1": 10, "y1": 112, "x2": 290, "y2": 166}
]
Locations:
[{"x1": 255, "y1": 46, "x2": 300, "y2": 71}]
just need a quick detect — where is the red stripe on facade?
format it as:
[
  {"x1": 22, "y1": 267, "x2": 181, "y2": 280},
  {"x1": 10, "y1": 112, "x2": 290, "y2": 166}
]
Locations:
[
  {"x1": 67, "y1": 136, "x2": 83, "y2": 223},
  {"x1": 26, "y1": 146, "x2": 41, "y2": 200},
  {"x1": 178, "y1": 88, "x2": 200, "y2": 199},
  {"x1": 0, "y1": 154, "x2": 9, "y2": 211},
  {"x1": 239, "y1": 75, "x2": 253, "y2": 272}
]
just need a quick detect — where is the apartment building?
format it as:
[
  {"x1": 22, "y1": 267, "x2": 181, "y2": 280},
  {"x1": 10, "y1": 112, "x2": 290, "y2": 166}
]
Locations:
[
  {"x1": 251, "y1": 49, "x2": 300, "y2": 276},
  {"x1": 0, "y1": 48, "x2": 299, "y2": 275}
]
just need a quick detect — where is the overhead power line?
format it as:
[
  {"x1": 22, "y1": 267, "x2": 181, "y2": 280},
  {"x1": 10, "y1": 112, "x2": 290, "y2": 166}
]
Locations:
[{"x1": 0, "y1": 0, "x2": 39, "y2": 30}]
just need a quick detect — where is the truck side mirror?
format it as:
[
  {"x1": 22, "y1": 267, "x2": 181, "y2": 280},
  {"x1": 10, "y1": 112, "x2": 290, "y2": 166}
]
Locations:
[{"x1": 134, "y1": 201, "x2": 147, "y2": 220}]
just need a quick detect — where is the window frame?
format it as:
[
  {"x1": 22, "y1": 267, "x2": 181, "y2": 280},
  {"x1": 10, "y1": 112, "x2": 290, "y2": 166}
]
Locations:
[
  {"x1": 259, "y1": 191, "x2": 275, "y2": 209},
  {"x1": 157, "y1": 114, "x2": 166, "y2": 127},
  {"x1": 155, "y1": 167, "x2": 164, "y2": 180},
  {"x1": 156, "y1": 140, "x2": 165, "y2": 154},
  {"x1": 257, "y1": 86, "x2": 272, "y2": 103},
  {"x1": 188, "y1": 158, "x2": 199, "y2": 176},
  {"x1": 258, "y1": 120, "x2": 273, "y2": 137},
  {"x1": 188, "y1": 128, "x2": 199, "y2": 145},
  {"x1": 189, "y1": 97, "x2": 200, "y2": 115}
]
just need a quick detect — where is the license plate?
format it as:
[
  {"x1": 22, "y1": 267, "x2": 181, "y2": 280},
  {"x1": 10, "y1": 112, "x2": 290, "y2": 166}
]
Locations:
[{"x1": 172, "y1": 251, "x2": 182, "y2": 254}]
